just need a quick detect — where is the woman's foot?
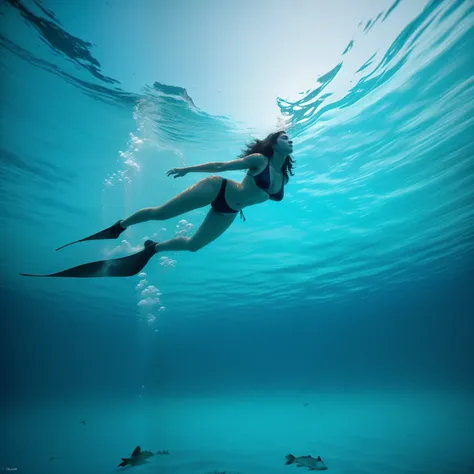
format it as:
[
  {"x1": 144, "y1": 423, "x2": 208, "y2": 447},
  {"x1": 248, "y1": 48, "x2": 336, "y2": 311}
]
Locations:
[{"x1": 144, "y1": 240, "x2": 158, "y2": 253}]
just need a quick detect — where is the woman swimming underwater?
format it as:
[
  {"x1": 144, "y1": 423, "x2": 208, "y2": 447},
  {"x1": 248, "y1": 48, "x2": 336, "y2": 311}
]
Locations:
[{"x1": 20, "y1": 131, "x2": 295, "y2": 278}]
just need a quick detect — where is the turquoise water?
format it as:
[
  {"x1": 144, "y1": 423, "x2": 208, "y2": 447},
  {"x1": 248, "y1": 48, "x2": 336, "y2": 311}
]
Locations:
[{"x1": 1, "y1": 0, "x2": 474, "y2": 473}]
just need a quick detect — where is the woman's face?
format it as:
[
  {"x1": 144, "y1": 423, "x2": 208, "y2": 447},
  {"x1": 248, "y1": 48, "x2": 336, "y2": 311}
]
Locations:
[{"x1": 274, "y1": 133, "x2": 293, "y2": 154}]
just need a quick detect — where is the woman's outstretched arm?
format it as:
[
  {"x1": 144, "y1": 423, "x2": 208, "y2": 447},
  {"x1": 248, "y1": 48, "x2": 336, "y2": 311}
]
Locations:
[{"x1": 167, "y1": 153, "x2": 263, "y2": 177}]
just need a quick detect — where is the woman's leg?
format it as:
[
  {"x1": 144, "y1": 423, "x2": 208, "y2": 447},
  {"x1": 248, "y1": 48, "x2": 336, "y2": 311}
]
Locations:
[
  {"x1": 22, "y1": 209, "x2": 238, "y2": 278},
  {"x1": 23, "y1": 174, "x2": 239, "y2": 278},
  {"x1": 54, "y1": 176, "x2": 224, "y2": 251},
  {"x1": 121, "y1": 176, "x2": 223, "y2": 228},
  {"x1": 152, "y1": 208, "x2": 237, "y2": 253}
]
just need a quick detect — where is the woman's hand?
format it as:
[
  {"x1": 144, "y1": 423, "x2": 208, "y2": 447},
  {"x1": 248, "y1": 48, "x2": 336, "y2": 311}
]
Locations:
[{"x1": 166, "y1": 167, "x2": 188, "y2": 178}]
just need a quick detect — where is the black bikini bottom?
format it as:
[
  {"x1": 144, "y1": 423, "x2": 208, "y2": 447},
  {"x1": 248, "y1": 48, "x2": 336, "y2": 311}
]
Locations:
[{"x1": 211, "y1": 179, "x2": 246, "y2": 221}]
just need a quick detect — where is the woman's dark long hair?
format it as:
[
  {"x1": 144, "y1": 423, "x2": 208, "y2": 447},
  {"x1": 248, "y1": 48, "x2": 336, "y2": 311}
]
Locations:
[{"x1": 238, "y1": 131, "x2": 295, "y2": 183}]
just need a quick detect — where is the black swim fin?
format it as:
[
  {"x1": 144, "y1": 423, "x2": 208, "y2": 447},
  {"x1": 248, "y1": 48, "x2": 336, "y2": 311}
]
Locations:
[
  {"x1": 55, "y1": 220, "x2": 125, "y2": 251},
  {"x1": 20, "y1": 241, "x2": 157, "y2": 278}
]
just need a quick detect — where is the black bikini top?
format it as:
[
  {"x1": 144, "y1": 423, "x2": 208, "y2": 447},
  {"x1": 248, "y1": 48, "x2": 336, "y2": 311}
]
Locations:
[{"x1": 252, "y1": 158, "x2": 285, "y2": 201}]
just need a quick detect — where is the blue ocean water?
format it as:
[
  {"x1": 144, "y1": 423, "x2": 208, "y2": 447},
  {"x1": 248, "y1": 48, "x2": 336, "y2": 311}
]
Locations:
[{"x1": 1, "y1": 0, "x2": 473, "y2": 473}]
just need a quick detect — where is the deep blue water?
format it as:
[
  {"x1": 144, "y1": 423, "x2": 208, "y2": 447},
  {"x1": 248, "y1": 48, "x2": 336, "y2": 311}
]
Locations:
[{"x1": 1, "y1": 1, "x2": 473, "y2": 473}]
